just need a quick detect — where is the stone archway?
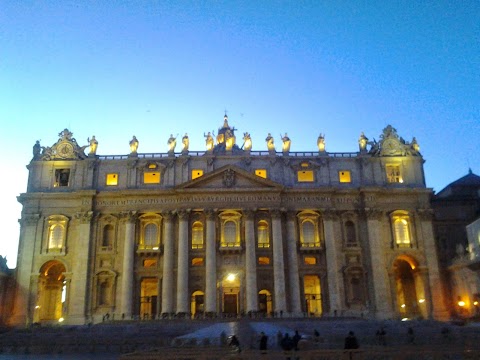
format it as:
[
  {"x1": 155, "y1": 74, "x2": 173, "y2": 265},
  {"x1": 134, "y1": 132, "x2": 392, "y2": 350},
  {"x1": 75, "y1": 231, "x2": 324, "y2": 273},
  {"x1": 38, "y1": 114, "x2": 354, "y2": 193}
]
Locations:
[
  {"x1": 36, "y1": 260, "x2": 66, "y2": 323},
  {"x1": 392, "y1": 256, "x2": 427, "y2": 319}
]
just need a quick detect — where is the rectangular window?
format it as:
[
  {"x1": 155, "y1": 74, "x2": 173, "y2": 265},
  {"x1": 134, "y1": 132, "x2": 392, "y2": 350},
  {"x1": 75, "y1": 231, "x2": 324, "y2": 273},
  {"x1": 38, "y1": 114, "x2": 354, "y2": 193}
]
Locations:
[
  {"x1": 143, "y1": 259, "x2": 157, "y2": 268},
  {"x1": 54, "y1": 169, "x2": 70, "y2": 187},
  {"x1": 386, "y1": 165, "x2": 403, "y2": 183},
  {"x1": 255, "y1": 169, "x2": 267, "y2": 178},
  {"x1": 297, "y1": 170, "x2": 314, "y2": 182},
  {"x1": 192, "y1": 169, "x2": 204, "y2": 180},
  {"x1": 304, "y1": 256, "x2": 317, "y2": 265},
  {"x1": 144, "y1": 172, "x2": 160, "y2": 184},
  {"x1": 258, "y1": 256, "x2": 270, "y2": 265},
  {"x1": 339, "y1": 170, "x2": 351, "y2": 183},
  {"x1": 192, "y1": 257, "x2": 204, "y2": 266},
  {"x1": 106, "y1": 173, "x2": 118, "y2": 186}
]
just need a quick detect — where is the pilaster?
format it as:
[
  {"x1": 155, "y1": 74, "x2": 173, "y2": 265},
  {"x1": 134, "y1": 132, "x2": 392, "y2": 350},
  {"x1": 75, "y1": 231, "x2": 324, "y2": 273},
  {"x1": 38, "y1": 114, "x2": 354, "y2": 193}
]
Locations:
[
  {"x1": 205, "y1": 209, "x2": 217, "y2": 313},
  {"x1": 176, "y1": 210, "x2": 190, "y2": 314},
  {"x1": 161, "y1": 212, "x2": 175, "y2": 315},
  {"x1": 323, "y1": 209, "x2": 343, "y2": 315},
  {"x1": 244, "y1": 210, "x2": 258, "y2": 313},
  {"x1": 286, "y1": 211, "x2": 301, "y2": 314},
  {"x1": 119, "y1": 211, "x2": 137, "y2": 318},
  {"x1": 271, "y1": 210, "x2": 287, "y2": 312}
]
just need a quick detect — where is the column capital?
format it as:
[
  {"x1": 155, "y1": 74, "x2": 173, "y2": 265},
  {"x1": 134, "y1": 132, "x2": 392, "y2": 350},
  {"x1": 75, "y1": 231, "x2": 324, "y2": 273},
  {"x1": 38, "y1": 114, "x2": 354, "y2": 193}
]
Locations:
[
  {"x1": 364, "y1": 208, "x2": 384, "y2": 220},
  {"x1": 243, "y1": 209, "x2": 256, "y2": 220},
  {"x1": 119, "y1": 211, "x2": 138, "y2": 223},
  {"x1": 161, "y1": 211, "x2": 175, "y2": 221},
  {"x1": 417, "y1": 208, "x2": 434, "y2": 221},
  {"x1": 19, "y1": 213, "x2": 40, "y2": 226},
  {"x1": 204, "y1": 208, "x2": 217, "y2": 219},
  {"x1": 74, "y1": 211, "x2": 94, "y2": 224},
  {"x1": 270, "y1": 209, "x2": 285, "y2": 219},
  {"x1": 322, "y1": 209, "x2": 339, "y2": 221},
  {"x1": 177, "y1": 209, "x2": 191, "y2": 220}
]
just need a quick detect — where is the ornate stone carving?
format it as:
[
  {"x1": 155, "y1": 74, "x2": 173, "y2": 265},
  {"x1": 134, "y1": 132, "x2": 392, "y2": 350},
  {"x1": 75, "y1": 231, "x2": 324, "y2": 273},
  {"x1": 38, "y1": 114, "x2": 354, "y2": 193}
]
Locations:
[
  {"x1": 161, "y1": 211, "x2": 175, "y2": 221},
  {"x1": 75, "y1": 211, "x2": 94, "y2": 224},
  {"x1": 222, "y1": 169, "x2": 236, "y2": 188},
  {"x1": 417, "y1": 208, "x2": 434, "y2": 221},
  {"x1": 369, "y1": 125, "x2": 421, "y2": 157},
  {"x1": 36, "y1": 129, "x2": 89, "y2": 161},
  {"x1": 204, "y1": 209, "x2": 217, "y2": 220},
  {"x1": 20, "y1": 213, "x2": 40, "y2": 226},
  {"x1": 365, "y1": 208, "x2": 384, "y2": 220},
  {"x1": 242, "y1": 210, "x2": 256, "y2": 220},
  {"x1": 322, "y1": 209, "x2": 339, "y2": 221},
  {"x1": 119, "y1": 211, "x2": 138, "y2": 223},
  {"x1": 177, "y1": 209, "x2": 191, "y2": 220}
]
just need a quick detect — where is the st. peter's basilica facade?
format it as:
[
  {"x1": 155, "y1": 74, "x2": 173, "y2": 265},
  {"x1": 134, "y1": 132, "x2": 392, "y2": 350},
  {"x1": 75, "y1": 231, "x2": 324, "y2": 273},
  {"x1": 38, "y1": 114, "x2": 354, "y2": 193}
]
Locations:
[{"x1": 12, "y1": 116, "x2": 448, "y2": 325}]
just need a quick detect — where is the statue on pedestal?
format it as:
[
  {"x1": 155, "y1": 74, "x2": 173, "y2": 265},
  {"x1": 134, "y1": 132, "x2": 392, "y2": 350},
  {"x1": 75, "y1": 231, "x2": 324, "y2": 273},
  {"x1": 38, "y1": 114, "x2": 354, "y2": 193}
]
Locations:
[
  {"x1": 411, "y1": 137, "x2": 420, "y2": 153},
  {"x1": 358, "y1": 132, "x2": 368, "y2": 152},
  {"x1": 242, "y1": 132, "x2": 252, "y2": 151},
  {"x1": 88, "y1": 136, "x2": 98, "y2": 155},
  {"x1": 33, "y1": 140, "x2": 41, "y2": 160},
  {"x1": 281, "y1": 133, "x2": 291, "y2": 153},
  {"x1": 182, "y1": 133, "x2": 189, "y2": 152},
  {"x1": 266, "y1": 133, "x2": 275, "y2": 152},
  {"x1": 129, "y1": 136, "x2": 139, "y2": 154},
  {"x1": 317, "y1": 134, "x2": 326, "y2": 152},
  {"x1": 168, "y1": 134, "x2": 177, "y2": 153},
  {"x1": 204, "y1": 131, "x2": 214, "y2": 151}
]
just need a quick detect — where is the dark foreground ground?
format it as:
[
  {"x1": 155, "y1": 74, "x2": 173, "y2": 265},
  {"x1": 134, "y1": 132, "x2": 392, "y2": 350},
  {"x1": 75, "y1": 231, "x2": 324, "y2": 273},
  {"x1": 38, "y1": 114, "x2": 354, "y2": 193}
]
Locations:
[{"x1": 0, "y1": 317, "x2": 479, "y2": 359}]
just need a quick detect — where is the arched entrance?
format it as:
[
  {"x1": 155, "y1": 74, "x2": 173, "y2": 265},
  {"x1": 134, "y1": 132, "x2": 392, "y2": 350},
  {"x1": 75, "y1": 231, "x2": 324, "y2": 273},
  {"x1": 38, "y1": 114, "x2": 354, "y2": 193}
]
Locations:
[
  {"x1": 36, "y1": 261, "x2": 66, "y2": 323},
  {"x1": 258, "y1": 289, "x2": 272, "y2": 316},
  {"x1": 191, "y1": 290, "x2": 204, "y2": 317},
  {"x1": 393, "y1": 257, "x2": 427, "y2": 319},
  {"x1": 304, "y1": 275, "x2": 322, "y2": 316},
  {"x1": 221, "y1": 273, "x2": 240, "y2": 315}
]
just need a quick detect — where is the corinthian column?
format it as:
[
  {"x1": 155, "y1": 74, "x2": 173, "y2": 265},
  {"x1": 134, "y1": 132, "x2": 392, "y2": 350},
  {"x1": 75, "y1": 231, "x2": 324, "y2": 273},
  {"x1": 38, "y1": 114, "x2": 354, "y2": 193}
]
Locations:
[
  {"x1": 271, "y1": 210, "x2": 287, "y2": 312},
  {"x1": 120, "y1": 211, "x2": 137, "y2": 319},
  {"x1": 69, "y1": 211, "x2": 93, "y2": 324},
  {"x1": 244, "y1": 210, "x2": 258, "y2": 313},
  {"x1": 323, "y1": 210, "x2": 342, "y2": 315},
  {"x1": 161, "y1": 212, "x2": 175, "y2": 315},
  {"x1": 176, "y1": 210, "x2": 190, "y2": 314},
  {"x1": 365, "y1": 209, "x2": 393, "y2": 319},
  {"x1": 417, "y1": 209, "x2": 449, "y2": 320},
  {"x1": 12, "y1": 213, "x2": 40, "y2": 325},
  {"x1": 205, "y1": 209, "x2": 217, "y2": 314},
  {"x1": 286, "y1": 212, "x2": 301, "y2": 314}
]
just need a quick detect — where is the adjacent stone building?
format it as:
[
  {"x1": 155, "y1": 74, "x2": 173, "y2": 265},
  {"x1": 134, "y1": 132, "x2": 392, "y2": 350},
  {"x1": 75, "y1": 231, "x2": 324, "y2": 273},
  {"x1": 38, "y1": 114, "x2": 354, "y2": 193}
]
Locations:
[
  {"x1": 432, "y1": 170, "x2": 480, "y2": 317},
  {"x1": 13, "y1": 117, "x2": 448, "y2": 325}
]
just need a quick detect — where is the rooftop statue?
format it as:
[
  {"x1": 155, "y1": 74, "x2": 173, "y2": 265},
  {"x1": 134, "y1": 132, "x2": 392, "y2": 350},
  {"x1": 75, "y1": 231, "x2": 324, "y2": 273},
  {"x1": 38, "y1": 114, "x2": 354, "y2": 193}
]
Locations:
[
  {"x1": 168, "y1": 134, "x2": 177, "y2": 153},
  {"x1": 204, "y1": 131, "x2": 214, "y2": 152},
  {"x1": 411, "y1": 137, "x2": 420, "y2": 153},
  {"x1": 182, "y1": 133, "x2": 189, "y2": 152},
  {"x1": 358, "y1": 132, "x2": 368, "y2": 152},
  {"x1": 33, "y1": 140, "x2": 41, "y2": 160},
  {"x1": 129, "y1": 136, "x2": 139, "y2": 154},
  {"x1": 266, "y1": 133, "x2": 275, "y2": 152},
  {"x1": 281, "y1": 133, "x2": 291, "y2": 153},
  {"x1": 88, "y1": 136, "x2": 98, "y2": 155},
  {"x1": 317, "y1": 134, "x2": 326, "y2": 152},
  {"x1": 242, "y1": 132, "x2": 252, "y2": 151}
]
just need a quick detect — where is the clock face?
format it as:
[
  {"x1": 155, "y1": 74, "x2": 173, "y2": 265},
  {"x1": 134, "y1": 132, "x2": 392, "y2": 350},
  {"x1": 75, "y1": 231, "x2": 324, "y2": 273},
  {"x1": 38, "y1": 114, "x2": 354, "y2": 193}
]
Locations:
[
  {"x1": 382, "y1": 139, "x2": 398, "y2": 155},
  {"x1": 56, "y1": 142, "x2": 74, "y2": 158}
]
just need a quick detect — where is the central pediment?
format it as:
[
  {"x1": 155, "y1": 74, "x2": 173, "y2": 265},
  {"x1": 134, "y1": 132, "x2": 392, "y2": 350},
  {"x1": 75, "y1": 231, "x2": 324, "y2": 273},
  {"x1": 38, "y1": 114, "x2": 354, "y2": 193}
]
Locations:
[{"x1": 176, "y1": 165, "x2": 283, "y2": 191}]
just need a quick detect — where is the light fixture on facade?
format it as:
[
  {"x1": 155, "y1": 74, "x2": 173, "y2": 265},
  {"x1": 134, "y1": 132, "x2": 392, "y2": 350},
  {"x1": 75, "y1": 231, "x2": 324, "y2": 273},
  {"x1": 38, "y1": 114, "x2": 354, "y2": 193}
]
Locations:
[
  {"x1": 458, "y1": 301, "x2": 465, "y2": 307},
  {"x1": 401, "y1": 304, "x2": 406, "y2": 308},
  {"x1": 58, "y1": 317, "x2": 64, "y2": 322},
  {"x1": 418, "y1": 299, "x2": 425, "y2": 303},
  {"x1": 226, "y1": 273, "x2": 236, "y2": 282}
]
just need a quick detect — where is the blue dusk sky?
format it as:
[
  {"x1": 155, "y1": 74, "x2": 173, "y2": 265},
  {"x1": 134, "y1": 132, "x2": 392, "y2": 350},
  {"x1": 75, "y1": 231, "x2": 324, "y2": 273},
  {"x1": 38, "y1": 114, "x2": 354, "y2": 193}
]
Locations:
[{"x1": 1, "y1": 1, "x2": 479, "y2": 267}]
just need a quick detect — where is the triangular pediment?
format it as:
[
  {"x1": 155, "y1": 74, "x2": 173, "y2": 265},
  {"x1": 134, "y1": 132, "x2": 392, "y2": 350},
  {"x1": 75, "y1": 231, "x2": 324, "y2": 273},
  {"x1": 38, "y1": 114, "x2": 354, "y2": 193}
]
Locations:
[{"x1": 176, "y1": 165, "x2": 283, "y2": 191}]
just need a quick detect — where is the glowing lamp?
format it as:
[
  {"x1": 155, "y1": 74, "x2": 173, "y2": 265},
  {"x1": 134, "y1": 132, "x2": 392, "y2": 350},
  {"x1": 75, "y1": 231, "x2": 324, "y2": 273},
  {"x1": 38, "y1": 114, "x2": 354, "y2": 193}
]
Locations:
[
  {"x1": 227, "y1": 273, "x2": 236, "y2": 282},
  {"x1": 458, "y1": 301, "x2": 465, "y2": 307}
]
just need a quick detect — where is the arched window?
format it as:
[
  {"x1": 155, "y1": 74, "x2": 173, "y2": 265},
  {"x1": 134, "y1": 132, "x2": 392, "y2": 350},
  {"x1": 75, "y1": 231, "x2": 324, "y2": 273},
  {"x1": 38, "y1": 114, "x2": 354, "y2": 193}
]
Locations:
[
  {"x1": 391, "y1": 212, "x2": 413, "y2": 247},
  {"x1": 49, "y1": 224, "x2": 64, "y2": 250},
  {"x1": 192, "y1": 221, "x2": 204, "y2": 249},
  {"x1": 219, "y1": 211, "x2": 241, "y2": 248},
  {"x1": 46, "y1": 215, "x2": 69, "y2": 253},
  {"x1": 297, "y1": 211, "x2": 322, "y2": 248},
  {"x1": 257, "y1": 220, "x2": 270, "y2": 248},
  {"x1": 224, "y1": 221, "x2": 236, "y2": 245},
  {"x1": 102, "y1": 224, "x2": 114, "y2": 249},
  {"x1": 144, "y1": 223, "x2": 158, "y2": 249},
  {"x1": 345, "y1": 221, "x2": 357, "y2": 246}
]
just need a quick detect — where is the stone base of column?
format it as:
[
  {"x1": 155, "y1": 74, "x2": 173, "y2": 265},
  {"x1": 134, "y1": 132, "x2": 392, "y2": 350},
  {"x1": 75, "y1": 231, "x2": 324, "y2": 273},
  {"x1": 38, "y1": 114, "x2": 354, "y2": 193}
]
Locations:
[{"x1": 66, "y1": 314, "x2": 89, "y2": 325}]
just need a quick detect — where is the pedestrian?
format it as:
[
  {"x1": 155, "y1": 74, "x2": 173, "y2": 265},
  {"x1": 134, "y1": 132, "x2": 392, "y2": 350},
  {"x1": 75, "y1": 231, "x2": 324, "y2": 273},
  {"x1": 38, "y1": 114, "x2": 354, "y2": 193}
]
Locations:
[
  {"x1": 407, "y1": 327, "x2": 415, "y2": 344},
  {"x1": 376, "y1": 327, "x2": 386, "y2": 346},
  {"x1": 259, "y1": 332, "x2": 268, "y2": 354},
  {"x1": 293, "y1": 330, "x2": 301, "y2": 350},
  {"x1": 281, "y1": 333, "x2": 293, "y2": 360},
  {"x1": 229, "y1": 334, "x2": 241, "y2": 353},
  {"x1": 313, "y1": 329, "x2": 320, "y2": 343},
  {"x1": 344, "y1": 331, "x2": 359, "y2": 360}
]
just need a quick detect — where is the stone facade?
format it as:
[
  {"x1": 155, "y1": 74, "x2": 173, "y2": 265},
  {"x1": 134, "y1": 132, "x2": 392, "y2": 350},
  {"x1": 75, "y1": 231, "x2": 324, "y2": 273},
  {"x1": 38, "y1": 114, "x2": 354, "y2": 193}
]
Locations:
[
  {"x1": 13, "y1": 118, "x2": 449, "y2": 325},
  {"x1": 432, "y1": 170, "x2": 480, "y2": 318}
]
